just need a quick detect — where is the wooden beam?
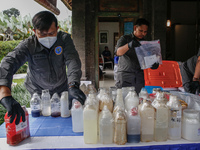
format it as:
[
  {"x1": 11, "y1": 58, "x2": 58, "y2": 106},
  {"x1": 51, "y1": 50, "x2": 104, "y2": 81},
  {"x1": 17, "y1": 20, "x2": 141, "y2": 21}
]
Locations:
[
  {"x1": 34, "y1": 0, "x2": 60, "y2": 15},
  {"x1": 61, "y1": 0, "x2": 72, "y2": 11}
]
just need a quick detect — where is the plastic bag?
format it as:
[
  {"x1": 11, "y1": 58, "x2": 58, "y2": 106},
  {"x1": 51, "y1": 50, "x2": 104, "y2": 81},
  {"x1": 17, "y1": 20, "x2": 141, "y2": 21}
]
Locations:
[
  {"x1": 170, "y1": 91, "x2": 200, "y2": 110},
  {"x1": 135, "y1": 40, "x2": 162, "y2": 69}
]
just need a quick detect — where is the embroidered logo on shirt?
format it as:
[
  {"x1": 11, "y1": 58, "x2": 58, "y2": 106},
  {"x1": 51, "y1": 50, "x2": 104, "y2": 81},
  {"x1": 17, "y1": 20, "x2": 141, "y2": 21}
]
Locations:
[{"x1": 54, "y1": 46, "x2": 63, "y2": 55}]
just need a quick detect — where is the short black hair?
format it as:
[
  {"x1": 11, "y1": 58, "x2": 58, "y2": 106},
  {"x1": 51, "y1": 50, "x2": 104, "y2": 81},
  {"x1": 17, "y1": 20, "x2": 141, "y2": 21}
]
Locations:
[
  {"x1": 32, "y1": 11, "x2": 58, "y2": 31},
  {"x1": 135, "y1": 18, "x2": 150, "y2": 27}
]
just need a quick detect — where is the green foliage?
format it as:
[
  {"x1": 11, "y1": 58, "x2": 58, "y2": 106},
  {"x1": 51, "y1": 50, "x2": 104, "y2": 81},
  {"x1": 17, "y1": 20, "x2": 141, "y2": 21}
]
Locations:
[
  {"x1": 3, "y1": 8, "x2": 20, "y2": 18},
  {"x1": 0, "y1": 40, "x2": 28, "y2": 74},
  {"x1": 0, "y1": 82, "x2": 31, "y2": 125}
]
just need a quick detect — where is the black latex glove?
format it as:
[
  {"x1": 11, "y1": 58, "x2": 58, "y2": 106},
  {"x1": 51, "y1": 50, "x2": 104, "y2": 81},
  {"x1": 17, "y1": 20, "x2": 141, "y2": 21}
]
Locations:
[
  {"x1": 128, "y1": 39, "x2": 141, "y2": 49},
  {"x1": 68, "y1": 82, "x2": 86, "y2": 110},
  {"x1": 151, "y1": 62, "x2": 159, "y2": 70},
  {"x1": 188, "y1": 81, "x2": 199, "y2": 94},
  {"x1": 0, "y1": 96, "x2": 25, "y2": 125}
]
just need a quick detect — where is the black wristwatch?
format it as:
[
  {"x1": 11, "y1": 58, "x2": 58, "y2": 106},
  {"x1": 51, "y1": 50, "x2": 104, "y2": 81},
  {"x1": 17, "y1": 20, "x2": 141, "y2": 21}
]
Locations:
[{"x1": 68, "y1": 82, "x2": 80, "y2": 89}]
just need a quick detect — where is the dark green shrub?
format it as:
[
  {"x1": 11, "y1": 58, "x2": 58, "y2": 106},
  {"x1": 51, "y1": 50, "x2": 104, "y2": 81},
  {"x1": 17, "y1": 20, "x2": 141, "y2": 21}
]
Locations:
[{"x1": 0, "y1": 40, "x2": 28, "y2": 74}]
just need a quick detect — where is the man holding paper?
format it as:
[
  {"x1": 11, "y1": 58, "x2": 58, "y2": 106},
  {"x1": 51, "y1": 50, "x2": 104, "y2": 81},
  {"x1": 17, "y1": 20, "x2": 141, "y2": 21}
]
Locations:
[{"x1": 115, "y1": 18, "x2": 159, "y2": 94}]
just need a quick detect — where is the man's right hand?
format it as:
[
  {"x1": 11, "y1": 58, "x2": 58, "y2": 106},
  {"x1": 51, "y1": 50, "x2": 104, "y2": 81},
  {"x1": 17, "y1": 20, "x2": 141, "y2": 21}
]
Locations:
[
  {"x1": 128, "y1": 39, "x2": 141, "y2": 49},
  {"x1": 188, "y1": 81, "x2": 199, "y2": 94},
  {"x1": 0, "y1": 96, "x2": 25, "y2": 125}
]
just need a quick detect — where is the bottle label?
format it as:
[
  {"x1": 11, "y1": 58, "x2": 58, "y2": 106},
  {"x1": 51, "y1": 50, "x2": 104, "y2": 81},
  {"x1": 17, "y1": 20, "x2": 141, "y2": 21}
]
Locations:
[
  {"x1": 31, "y1": 105, "x2": 40, "y2": 110},
  {"x1": 16, "y1": 120, "x2": 27, "y2": 132}
]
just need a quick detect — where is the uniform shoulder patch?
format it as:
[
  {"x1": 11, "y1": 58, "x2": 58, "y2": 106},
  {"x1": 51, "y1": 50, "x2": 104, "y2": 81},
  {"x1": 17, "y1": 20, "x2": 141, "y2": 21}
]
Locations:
[{"x1": 54, "y1": 46, "x2": 63, "y2": 55}]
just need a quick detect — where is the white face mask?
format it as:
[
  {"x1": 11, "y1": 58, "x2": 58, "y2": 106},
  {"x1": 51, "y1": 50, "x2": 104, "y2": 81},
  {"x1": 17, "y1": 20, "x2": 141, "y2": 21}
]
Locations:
[{"x1": 38, "y1": 36, "x2": 57, "y2": 49}]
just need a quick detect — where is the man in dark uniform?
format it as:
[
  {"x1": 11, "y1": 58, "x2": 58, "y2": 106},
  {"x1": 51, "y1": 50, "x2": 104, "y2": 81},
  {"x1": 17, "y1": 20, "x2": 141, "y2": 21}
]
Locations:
[
  {"x1": 0, "y1": 11, "x2": 86, "y2": 125},
  {"x1": 181, "y1": 51, "x2": 200, "y2": 94},
  {"x1": 115, "y1": 18, "x2": 159, "y2": 94}
]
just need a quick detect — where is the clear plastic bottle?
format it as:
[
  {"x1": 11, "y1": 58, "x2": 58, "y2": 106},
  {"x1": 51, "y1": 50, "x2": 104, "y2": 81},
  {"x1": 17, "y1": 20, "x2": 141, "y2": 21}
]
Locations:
[
  {"x1": 4, "y1": 106, "x2": 30, "y2": 145},
  {"x1": 71, "y1": 100, "x2": 83, "y2": 132},
  {"x1": 182, "y1": 109, "x2": 200, "y2": 141},
  {"x1": 51, "y1": 93, "x2": 61, "y2": 117},
  {"x1": 126, "y1": 107, "x2": 141, "y2": 143},
  {"x1": 139, "y1": 87, "x2": 148, "y2": 104},
  {"x1": 153, "y1": 92, "x2": 168, "y2": 142},
  {"x1": 60, "y1": 91, "x2": 71, "y2": 117},
  {"x1": 41, "y1": 89, "x2": 51, "y2": 116},
  {"x1": 80, "y1": 83, "x2": 87, "y2": 94},
  {"x1": 124, "y1": 87, "x2": 139, "y2": 112},
  {"x1": 98, "y1": 90, "x2": 113, "y2": 113},
  {"x1": 122, "y1": 87, "x2": 134, "y2": 102},
  {"x1": 99, "y1": 105, "x2": 114, "y2": 144},
  {"x1": 114, "y1": 108, "x2": 127, "y2": 145},
  {"x1": 166, "y1": 95, "x2": 182, "y2": 140},
  {"x1": 83, "y1": 98, "x2": 98, "y2": 144},
  {"x1": 113, "y1": 89, "x2": 125, "y2": 117},
  {"x1": 140, "y1": 99, "x2": 155, "y2": 142},
  {"x1": 85, "y1": 84, "x2": 97, "y2": 96},
  {"x1": 30, "y1": 93, "x2": 41, "y2": 117},
  {"x1": 109, "y1": 86, "x2": 117, "y2": 105}
]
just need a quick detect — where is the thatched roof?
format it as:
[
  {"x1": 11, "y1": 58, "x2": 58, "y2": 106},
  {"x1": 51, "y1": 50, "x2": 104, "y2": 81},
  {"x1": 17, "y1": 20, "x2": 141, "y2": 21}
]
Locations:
[{"x1": 34, "y1": 0, "x2": 72, "y2": 15}]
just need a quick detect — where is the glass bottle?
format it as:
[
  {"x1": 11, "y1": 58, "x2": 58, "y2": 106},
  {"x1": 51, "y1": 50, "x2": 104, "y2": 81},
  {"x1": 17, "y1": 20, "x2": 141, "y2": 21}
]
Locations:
[
  {"x1": 109, "y1": 86, "x2": 117, "y2": 105},
  {"x1": 126, "y1": 107, "x2": 141, "y2": 143},
  {"x1": 124, "y1": 87, "x2": 139, "y2": 112},
  {"x1": 166, "y1": 95, "x2": 182, "y2": 140},
  {"x1": 113, "y1": 89, "x2": 125, "y2": 117},
  {"x1": 182, "y1": 109, "x2": 200, "y2": 141},
  {"x1": 99, "y1": 105, "x2": 114, "y2": 144},
  {"x1": 114, "y1": 108, "x2": 127, "y2": 145},
  {"x1": 83, "y1": 98, "x2": 98, "y2": 144},
  {"x1": 60, "y1": 91, "x2": 70, "y2": 117},
  {"x1": 51, "y1": 93, "x2": 61, "y2": 117},
  {"x1": 71, "y1": 100, "x2": 83, "y2": 132},
  {"x1": 30, "y1": 93, "x2": 41, "y2": 117},
  {"x1": 140, "y1": 99, "x2": 155, "y2": 142},
  {"x1": 153, "y1": 92, "x2": 168, "y2": 142},
  {"x1": 99, "y1": 90, "x2": 113, "y2": 113},
  {"x1": 41, "y1": 89, "x2": 51, "y2": 116}
]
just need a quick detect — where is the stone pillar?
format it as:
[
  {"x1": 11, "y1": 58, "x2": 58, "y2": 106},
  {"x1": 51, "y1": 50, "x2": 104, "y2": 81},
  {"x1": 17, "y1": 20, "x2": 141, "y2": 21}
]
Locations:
[
  {"x1": 143, "y1": 0, "x2": 168, "y2": 59},
  {"x1": 72, "y1": 0, "x2": 86, "y2": 80}
]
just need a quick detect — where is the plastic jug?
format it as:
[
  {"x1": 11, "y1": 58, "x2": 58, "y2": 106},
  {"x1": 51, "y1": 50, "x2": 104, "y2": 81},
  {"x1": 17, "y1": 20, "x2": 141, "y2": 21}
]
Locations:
[
  {"x1": 166, "y1": 95, "x2": 182, "y2": 140},
  {"x1": 41, "y1": 89, "x2": 51, "y2": 116},
  {"x1": 182, "y1": 109, "x2": 200, "y2": 141},
  {"x1": 30, "y1": 93, "x2": 41, "y2": 117},
  {"x1": 153, "y1": 92, "x2": 168, "y2": 142},
  {"x1": 124, "y1": 87, "x2": 139, "y2": 112},
  {"x1": 60, "y1": 91, "x2": 71, "y2": 117},
  {"x1": 126, "y1": 107, "x2": 141, "y2": 143},
  {"x1": 83, "y1": 98, "x2": 98, "y2": 144},
  {"x1": 99, "y1": 105, "x2": 114, "y2": 144},
  {"x1": 4, "y1": 106, "x2": 30, "y2": 145},
  {"x1": 140, "y1": 99, "x2": 155, "y2": 142},
  {"x1": 71, "y1": 100, "x2": 83, "y2": 132},
  {"x1": 51, "y1": 93, "x2": 61, "y2": 117}
]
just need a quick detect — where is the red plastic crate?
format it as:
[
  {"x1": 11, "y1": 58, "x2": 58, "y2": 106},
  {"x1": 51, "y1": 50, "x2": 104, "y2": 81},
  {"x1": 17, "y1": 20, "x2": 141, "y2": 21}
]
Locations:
[{"x1": 144, "y1": 60, "x2": 182, "y2": 88}]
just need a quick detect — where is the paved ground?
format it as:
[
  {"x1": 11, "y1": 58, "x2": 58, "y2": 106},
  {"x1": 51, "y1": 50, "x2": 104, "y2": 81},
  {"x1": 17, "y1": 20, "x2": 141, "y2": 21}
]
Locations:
[{"x1": 13, "y1": 73, "x2": 27, "y2": 79}]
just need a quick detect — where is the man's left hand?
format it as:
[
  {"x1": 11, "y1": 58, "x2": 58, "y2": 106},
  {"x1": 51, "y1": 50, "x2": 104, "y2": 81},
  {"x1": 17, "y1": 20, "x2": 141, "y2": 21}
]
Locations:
[{"x1": 68, "y1": 82, "x2": 86, "y2": 109}]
